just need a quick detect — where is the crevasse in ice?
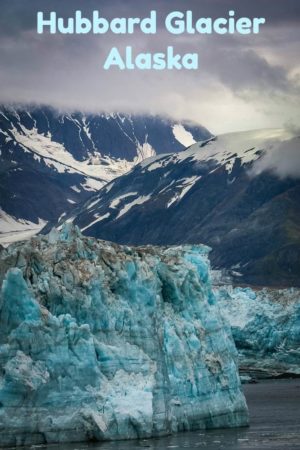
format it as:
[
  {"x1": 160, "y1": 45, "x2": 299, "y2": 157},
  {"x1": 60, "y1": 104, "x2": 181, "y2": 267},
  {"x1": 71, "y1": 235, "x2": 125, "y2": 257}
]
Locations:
[{"x1": 0, "y1": 225, "x2": 248, "y2": 446}]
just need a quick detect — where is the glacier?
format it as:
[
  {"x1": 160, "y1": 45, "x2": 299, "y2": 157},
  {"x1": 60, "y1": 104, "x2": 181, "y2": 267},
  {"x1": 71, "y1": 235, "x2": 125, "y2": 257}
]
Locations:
[
  {"x1": 0, "y1": 225, "x2": 248, "y2": 446},
  {"x1": 215, "y1": 285, "x2": 300, "y2": 379}
]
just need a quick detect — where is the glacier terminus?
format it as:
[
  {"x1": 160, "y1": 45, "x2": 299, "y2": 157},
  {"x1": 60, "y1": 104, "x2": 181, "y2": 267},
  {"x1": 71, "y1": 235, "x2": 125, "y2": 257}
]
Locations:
[{"x1": 0, "y1": 225, "x2": 248, "y2": 446}]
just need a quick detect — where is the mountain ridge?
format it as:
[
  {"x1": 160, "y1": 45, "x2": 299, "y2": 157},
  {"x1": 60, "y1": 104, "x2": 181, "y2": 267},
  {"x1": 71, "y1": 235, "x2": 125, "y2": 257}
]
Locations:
[
  {"x1": 58, "y1": 128, "x2": 300, "y2": 287},
  {"x1": 0, "y1": 105, "x2": 211, "y2": 245}
]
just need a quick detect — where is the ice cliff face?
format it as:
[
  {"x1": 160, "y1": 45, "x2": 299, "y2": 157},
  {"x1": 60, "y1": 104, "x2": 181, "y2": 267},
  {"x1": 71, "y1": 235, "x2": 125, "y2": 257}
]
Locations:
[
  {"x1": 215, "y1": 286, "x2": 300, "y2": 379},
  {"x1": 0, "y1": 225, "x2": 248, "y2": 446}
]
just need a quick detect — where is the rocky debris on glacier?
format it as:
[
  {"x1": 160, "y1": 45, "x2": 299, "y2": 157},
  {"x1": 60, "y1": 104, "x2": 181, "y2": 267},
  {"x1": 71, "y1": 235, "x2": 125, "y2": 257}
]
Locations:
[
  {"x1": 215, "y1": 286, "x2": 300, "y2": 380},
  {"x1": 0, "y1": 224, "x2": 248, "y2": 446}
]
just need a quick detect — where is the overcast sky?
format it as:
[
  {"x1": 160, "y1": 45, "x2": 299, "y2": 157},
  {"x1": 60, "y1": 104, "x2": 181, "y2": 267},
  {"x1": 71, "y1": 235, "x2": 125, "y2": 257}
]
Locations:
[{"x1": 0, "y1": 0, "x2": 299, "y2": 134}]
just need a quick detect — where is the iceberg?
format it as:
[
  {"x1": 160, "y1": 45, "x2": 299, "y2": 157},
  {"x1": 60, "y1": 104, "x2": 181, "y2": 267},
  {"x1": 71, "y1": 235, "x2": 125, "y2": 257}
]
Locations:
[
  {"x1": 215, "y1": 285, "x2": 300, "y2": 378},
  {"x1": 0, "y1": 225, "x2": 248, "y2": 446}
]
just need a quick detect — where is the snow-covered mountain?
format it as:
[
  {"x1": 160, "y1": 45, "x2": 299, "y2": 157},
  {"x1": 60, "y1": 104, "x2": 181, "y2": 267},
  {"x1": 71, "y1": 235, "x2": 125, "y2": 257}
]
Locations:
[
  {"x1": 0, "y1": 105, "x2": 211, "y2": 245},
  {"x1": 61, "y1": 128, "x2": 300, "y2": 287}
]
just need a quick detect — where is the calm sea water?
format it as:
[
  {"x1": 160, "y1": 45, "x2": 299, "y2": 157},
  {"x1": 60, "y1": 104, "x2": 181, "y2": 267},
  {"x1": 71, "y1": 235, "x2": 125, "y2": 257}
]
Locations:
[{"x1": 13, "y1": 379, "x2": 300, "y2": 450}]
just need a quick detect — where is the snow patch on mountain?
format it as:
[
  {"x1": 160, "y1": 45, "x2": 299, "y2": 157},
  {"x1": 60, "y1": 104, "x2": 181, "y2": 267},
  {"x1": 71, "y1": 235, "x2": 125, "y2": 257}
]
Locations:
[
  {"x1": 135, "y1": 142, "x2": 156, "y2": 164},
  {"x1": 180, "y1": 129, "x2": 293, "y2": 172},
  {"x1": 110, "y1": 192, "x2": 138, "y2": 209},
  {"x1": 81, "y1": 213, "x2": 111, "y2": 232},
  {"x1": 173, "y1": 124, "x2": 197, "y2": 147},
  {"x1": 10, "y1": 125, "x2": 133, "y2": 185},
  {"x1": 117, "y1": 195, "x2": 152, "y2": 219},
  {"x1": 81, "y1": 178, "x2": 104, "y2": 192},
  {"x1": 142, "y1": 128, "x2": 293, "y2": 175},
  {"x1": 0, "y1": 209, "x2": 46, "y2": 247},
  {"x1": 167, "y1": 176, "x2": 202, "y2": 208},
  {"x1": 143, "y1": 155, "x2": 173, "y2": 172}
]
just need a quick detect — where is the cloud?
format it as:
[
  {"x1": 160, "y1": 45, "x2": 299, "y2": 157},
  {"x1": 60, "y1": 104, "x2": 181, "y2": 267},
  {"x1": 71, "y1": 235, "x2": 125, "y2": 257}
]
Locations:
[
  {"x1": 0, "y1": 0, "x2": 299, "y2": 134},
  {"x1": 252, "y1": 136, "x2": 300, "y2": 179}
]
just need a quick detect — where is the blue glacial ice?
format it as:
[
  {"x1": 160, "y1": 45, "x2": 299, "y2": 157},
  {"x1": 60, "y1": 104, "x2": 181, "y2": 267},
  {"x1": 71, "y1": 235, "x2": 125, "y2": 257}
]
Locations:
[
  {"x1": 0, "y1": 225, "x2": 248, "y2": 446},
  {"x1": 215, "y1": 285, "x2": 300, "y2": 378}
]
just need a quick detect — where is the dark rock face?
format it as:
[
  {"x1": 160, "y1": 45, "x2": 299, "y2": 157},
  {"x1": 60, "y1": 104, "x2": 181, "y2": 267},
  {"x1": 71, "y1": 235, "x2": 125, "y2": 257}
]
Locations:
[
  {"x1": 65, "y1": 130, "x2": 300, "y2": 287},
  {"x1": 0, "y1": 105, "x2": 210, "y2": 227}
]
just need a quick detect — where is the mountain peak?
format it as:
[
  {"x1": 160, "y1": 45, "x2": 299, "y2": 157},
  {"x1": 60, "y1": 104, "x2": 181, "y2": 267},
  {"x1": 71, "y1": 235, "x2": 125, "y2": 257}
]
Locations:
[
  {"x1": 0, "y1": 105, "x2": 211, "y2": 246},
  {"x1": 60, "y1": 128, "x2": 300, "y2": 287}
]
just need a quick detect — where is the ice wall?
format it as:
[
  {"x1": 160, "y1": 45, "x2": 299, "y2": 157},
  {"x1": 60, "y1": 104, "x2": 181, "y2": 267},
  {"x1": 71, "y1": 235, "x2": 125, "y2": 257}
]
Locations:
[
  {"x1": 216, "y1": 286, "x2": 300, "y2": 378},
  {"x1": 0, "y1": 225, "x2": 248, "y2": 446}
]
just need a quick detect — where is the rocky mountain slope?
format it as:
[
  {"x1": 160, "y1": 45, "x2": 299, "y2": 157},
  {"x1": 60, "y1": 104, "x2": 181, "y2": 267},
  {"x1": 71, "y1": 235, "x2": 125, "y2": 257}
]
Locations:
[
  {"x1": 62, "y1": 129, "x2": 300, "y2": 287},
  {"x1": 0, "y1": 105, "x2": 210, "y2": 245}
]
